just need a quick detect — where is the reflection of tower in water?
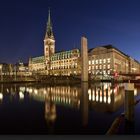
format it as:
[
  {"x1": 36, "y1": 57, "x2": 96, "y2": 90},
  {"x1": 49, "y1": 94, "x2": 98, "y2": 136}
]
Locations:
[
  {"x1": 45, "y1": 89, "x2": 56, "y2": 134},
  {"x1": 45, "y1": 100, "x2": 56, "y2": 123}
]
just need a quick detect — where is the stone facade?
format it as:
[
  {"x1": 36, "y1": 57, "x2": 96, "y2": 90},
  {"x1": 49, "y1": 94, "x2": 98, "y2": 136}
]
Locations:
[
  {"x1": 28, "y1": 56, "x2": 46, "y2": 73},
  {"x1": 28, "y1": 10, "x2": 140, "y2": 78},
  {"x1": 50, "y1": 49, "x2": 80, "y2": 76},
  {"x1": 88, "y1": 45, "x2": 140, "y2": 79}
]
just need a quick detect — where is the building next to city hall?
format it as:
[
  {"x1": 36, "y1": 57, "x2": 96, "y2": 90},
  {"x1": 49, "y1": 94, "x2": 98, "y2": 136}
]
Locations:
[
  {"x1": 88, "y1": 45, "x2": 140, "y2": 79},
  {"x1": 28, "y1": 10, "x2": 140, "y2": 79}
]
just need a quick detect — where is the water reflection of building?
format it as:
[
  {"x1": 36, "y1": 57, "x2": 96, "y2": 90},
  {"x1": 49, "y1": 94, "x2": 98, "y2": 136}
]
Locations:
[
  {"x1": 88, "y1": 83, "x2": 125, "y2": 112},
  {"x1": 45, "y1": 100, "x2": 56, "y2": 123},
  {"x1": 28, "y1": 86, "x2": 81, "y2": 109},
  {"x1": 45, "y1": 91, "x2": 56, "y2": 123},
  {"x1": 27, "y1": 83, "x2": 139, "y2": 113},
  {"x1": 44, "y1": 94, "x2": 57, "y2": 134},
  {"x1": 0, "y1": 83, "x2": 139, "y2": 109},
  {"x1": 0, "y1": 84, "x2": 27, "y2": 101}
]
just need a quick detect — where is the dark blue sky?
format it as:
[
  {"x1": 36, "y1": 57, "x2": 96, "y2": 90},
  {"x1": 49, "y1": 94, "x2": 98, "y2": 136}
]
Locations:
[{"x1": 0, "y1": 0, "x2": 140, "y2": 63}]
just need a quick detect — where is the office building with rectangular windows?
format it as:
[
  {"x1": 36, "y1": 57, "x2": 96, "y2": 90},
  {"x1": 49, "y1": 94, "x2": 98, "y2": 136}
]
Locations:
[{"x1": 88, "y1": 45, "x2": 140, "y2": 79}]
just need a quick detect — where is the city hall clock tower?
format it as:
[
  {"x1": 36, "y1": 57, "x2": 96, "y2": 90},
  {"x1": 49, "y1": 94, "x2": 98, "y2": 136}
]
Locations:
[{"x1": 44, "y1": 9, "x2": 55, "y2": 63}]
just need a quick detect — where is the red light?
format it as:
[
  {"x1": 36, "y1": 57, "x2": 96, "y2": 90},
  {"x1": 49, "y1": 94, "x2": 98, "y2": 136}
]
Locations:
[{"x1": 114, "y1": 72, "x2": 118, "y2": 77}]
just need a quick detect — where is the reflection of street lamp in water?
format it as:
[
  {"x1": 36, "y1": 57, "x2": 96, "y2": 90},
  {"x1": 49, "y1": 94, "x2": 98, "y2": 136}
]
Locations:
[
  {"x1": 0, "y1": 65, "x2": 3, "y2": 82},
  {"x1": 0, "y1": 93, "x2": 3, "y2": 101},
  {"x1": 0, "y1": 84, "x2": 3, "y2": 102}
]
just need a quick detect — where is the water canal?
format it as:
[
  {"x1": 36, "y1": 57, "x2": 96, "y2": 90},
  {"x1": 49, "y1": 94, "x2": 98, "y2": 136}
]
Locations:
[{"x1": 0, "y1": 82, "x2": 140, "y2": 134}]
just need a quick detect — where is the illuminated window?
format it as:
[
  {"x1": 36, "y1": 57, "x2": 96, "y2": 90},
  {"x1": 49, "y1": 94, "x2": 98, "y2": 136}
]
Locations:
[
  {"x1": 92, "y1": 66, "x2": 94, "y2": 70},
  {"x1": 89, "y1": 66, "x2": 91, "y2": 70},
  {"x1": 103, "y1": 59, "x2": 106, "y2": 63},
  {"x1": 99, "y1": 59, "x2": 102, "y2": 64},
  {"x1": 108, "y1": 70, "x2": 110, "y2": 74},
  {"x1": 108, "y1": 65, "x2": 110, "y2": 69},
  {"x1": 89, "y1": 61, "x2": 91, "y2": 65},
  {"x1": 96, "y1": 65, "x2": 98, "y2": 70},
  {"x1": 99, "y1": 65, "x2": 102, "y2": 69},
  {"x1": 103, "y1": 65, "x2": 106, "y2": 69},
  {"x1": 126, "y1": 63, "x2": 128, "y2": 67},
  {"x1": 92, "y1": 60, "x2": 94, "y2": 64},
  {"x1": 107, "y1": 58, "x2": 111, "y2": 63},
  {"x1": 74, "y1": 71, "x2": 77, "y2": 74},
  {"x1": 96, "y1": 60, "x2": 98, "y2": 64}
]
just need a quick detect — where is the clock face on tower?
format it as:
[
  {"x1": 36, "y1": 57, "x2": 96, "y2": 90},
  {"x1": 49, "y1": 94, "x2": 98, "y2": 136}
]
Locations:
[
  {"x1": 46, "y1": 40, "x2": 54, "y2": 46},
  {"x1": 44, "y1": 37, "x2": 55, "y2": 58}
]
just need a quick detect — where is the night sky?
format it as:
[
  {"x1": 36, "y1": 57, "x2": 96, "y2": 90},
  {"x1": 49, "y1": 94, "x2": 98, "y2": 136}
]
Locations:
[{"x1": 0, "y1": 0, "x2": 140, "y2": 64}]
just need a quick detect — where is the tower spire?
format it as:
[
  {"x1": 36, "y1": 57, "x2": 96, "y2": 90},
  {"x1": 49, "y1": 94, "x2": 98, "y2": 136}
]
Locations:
[
  {"x1": 44, "y1": 8, "x2": 55, "y2": 61},
  {"x1": 48, "y1": 8, "x2": 51, "y2": 25},
  {"x1": 46, "y1": 8, "x2": 54, "y2": 39}
]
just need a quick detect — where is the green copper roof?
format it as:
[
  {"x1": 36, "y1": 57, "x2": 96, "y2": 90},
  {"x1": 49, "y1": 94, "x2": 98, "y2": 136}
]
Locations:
[
  {"x1": 31, "y1": 56, "x2": 45, "y2": 64},
  {"x1": 50, "y1": 49, "x2": 80, "y2": 61}
]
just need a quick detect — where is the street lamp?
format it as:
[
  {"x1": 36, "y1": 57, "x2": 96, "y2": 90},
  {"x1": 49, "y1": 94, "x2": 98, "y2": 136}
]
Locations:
[{"x1": 0, "y1": 65, "x2": 3, "y2": 82}]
